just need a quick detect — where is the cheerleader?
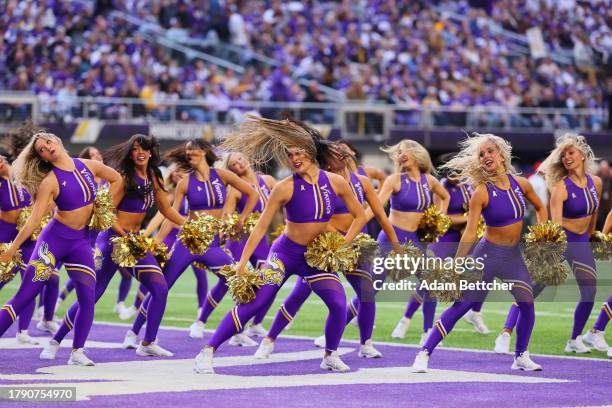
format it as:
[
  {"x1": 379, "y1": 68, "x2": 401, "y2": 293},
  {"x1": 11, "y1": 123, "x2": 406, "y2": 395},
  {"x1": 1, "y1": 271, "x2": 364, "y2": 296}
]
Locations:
[
  {"x1": 56, "y1": 146, "x2": 120, "y2": 314},
  {"x1": 0, "y1": 132, "x2": 121, "y2": 365},
  {"x1": 133, "y1": 164, "x2": 209, "y2": 322},
  {"x1": 412, "y1": 133, "x2": 547, "y2": 372},
  {"x1": 495, "y1": 134, "x2": 602, "y2": 354},
  {"x1": 220, "y1": 152, "x2": 277, "y2": 337},
  {"x1": 1, "y1": 125, "x2": 60, "y2": 335},
  {"x1": 404, "y1": 159, "x2": 490, "y2": 343},
  {"x1": 376, "y1": 140, "x2": 450, "y2": 340},
  {"x1": 254, "y1": 142, "x2": 401, "y2": 359},
  {"x1": 193, "y1": 116, "x2": 367, "y2": 374},
  {"x1": 41, "y1": 134, "x2": 186, "y2": 360},
  {"x1": 123, "y1": 138, "x2": 258, "y2": 348}
]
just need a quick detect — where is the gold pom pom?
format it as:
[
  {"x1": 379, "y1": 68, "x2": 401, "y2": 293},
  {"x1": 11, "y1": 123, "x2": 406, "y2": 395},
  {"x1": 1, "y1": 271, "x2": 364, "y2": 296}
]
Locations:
[
  {"x1": 523, "y1": 221, "x2": 569, "y2": 286},
  {"x1": 420, "y1": 265, "x2": 482, "y2": 303},
  {"x1": 17, "y1": 207, "x2": 51, "y2": 240},
  {"x1": 193, "y1": 261, "x2": 208, "y2": 270},
  {"x1": 590, "y1": 231, "x2": 612, "y2": 261},
  {"x1": 219, "y1": 263, "x2": 284, "y2": 304},
  {"x1": 269, "y1": 223, "x2": 285, "y2": 242},
  {"x1": 110, "y1": 232, "x2": 151, "y2": 268},
  {"x1": 220, "y1": 213, "x2": 243, "y2": 241},
  {"x1": 178, "y1": 214, "x2": 221, "y2": 255},
  {"x1": 418, "y1": 205, "x2": 452, "y2": 243},
  {"x1": 0, "y1": 243, "x2": 23, "y2": 283},
  {"x1": 89, "y1": 188, "x2": 117, "y2": 231},
  {"x1": 351, "y1": 233, "x2": 380, "y2": 265},
  {"x1": 150, "y1": 242, "x2": 169, "y2": 268},
  {"x1": 244, "y1": 212, "x2": 261, "y2": 233},
  {"x1": 385, "y1": 242, "x2": 424, "y2": 282},
  {"x1": 476, "y1": 216, "x2": 485, "y2": 240},
  {"x1": 305, "y1": 232, "x2": 359, "y2": 273},
  {"x1": 16, "y1": 206, "x2": 31, "y2": 230}
]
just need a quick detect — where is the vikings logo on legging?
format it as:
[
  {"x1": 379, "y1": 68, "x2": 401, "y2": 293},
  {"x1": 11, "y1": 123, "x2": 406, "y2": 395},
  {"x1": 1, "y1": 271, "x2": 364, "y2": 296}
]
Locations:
[
  {"x1": 29, "y1": 242, "x2": 56, "y2": 282},
  {"x1": 265, "y1": 253, "x2": 285, "y2": 286}
]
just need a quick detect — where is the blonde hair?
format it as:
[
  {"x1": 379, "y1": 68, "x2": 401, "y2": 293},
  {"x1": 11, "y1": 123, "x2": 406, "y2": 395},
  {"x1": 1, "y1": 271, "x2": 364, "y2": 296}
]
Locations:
[
  {"x1": 221, "y1": 115, "x2": 317, "y2": 169},
  {"x1": 539, "y1": 133, "x2": 597, "y2": 190},
  {"x1": 440, "y1": 133, "x2": 516, "y2": 187},
  {"x1": 13, "y1": 132, "x2": 64, "y2": 199},
  {"x1": 222, "y1": 151, "x2": 249, "y2": 172},
  {"x1": 381, "y1": 139, "x2": 434, "y2": 174}
]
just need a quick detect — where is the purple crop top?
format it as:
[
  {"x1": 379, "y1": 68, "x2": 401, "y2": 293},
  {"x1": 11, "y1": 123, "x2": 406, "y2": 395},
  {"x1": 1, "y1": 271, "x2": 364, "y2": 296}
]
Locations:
[
  {"x1": 482, "y1": 174, "x2": 526, "y2": 227},
  {"x1": 117, "y1": 174, "x2": 155, "y2": 214},
  {"x1": 285, "y1": 170, "x2": 336, "y2": 223},
  {"x1": 186, "y1": 169, "x2": 226, "y2": 211},
  {"x1": 335, "y1": 172, "x2": 365, "y2": 214},
  {"x1": 562, "y1": 175, "x2": 598, "y2": 219},
  {"x1": 390, "y1": 172, "x2": 431, "y2": 213},
  {"x1": 443, "y1": 178, "x2": 472, "y2": 215},
  {"x1": 237, "y1": 175, "x2": 270, "y2": 213},
  {"x1": 0, "y1": 177, "x2": 30, "y2": 211},
  {"x1": 52, "y1": 159, "x2": 97, "y2": 211}
]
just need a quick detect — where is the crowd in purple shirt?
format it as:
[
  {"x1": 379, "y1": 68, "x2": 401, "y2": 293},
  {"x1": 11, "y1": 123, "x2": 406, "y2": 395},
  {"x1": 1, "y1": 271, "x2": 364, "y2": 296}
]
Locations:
[{"x1": 1, "y1": 0, "x2": 609, "y2": 130}]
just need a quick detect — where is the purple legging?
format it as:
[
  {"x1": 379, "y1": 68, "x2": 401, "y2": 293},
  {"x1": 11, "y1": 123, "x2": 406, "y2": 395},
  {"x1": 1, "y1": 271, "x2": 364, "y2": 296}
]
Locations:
[
  {"x1": 503, "y1": 229, "x2": 597, "y2": 339},
  {"x1": 132, "y1": 284, "x2": 149, "y2": 309},
  {"x1": 131, "y1": 236, "x2": 232, "y2": 336},
  {"x1": 117, "y1": 268, "x2": 132, "y2": 303},
  {"x1": 134, "y1": 264, "x2": 207, "y2": 309},
  {"x1": 267, "y1": 264, "x2": 375, "y2": 344},
  {"x1": 593, "y1": 295, "x2": 611, "y2": 331},
  {"x1": 423, "y1": 239, "x2": 535, "y2": 357},
  {"x1": 405, "y1": 235, "x2": 483, "y2": 330},
  {"x1": 208, "y1": 234, "x2": 347, "y2": 353},
  {"x1": 378, "y1": 225, "x2": 436, "y2": 331},
  {"x1": 0, "y1": 219, "x2": 96, "y2": 349},
  {"x1": 54, "y1": 229, "x2": 168, "y2": 344}
]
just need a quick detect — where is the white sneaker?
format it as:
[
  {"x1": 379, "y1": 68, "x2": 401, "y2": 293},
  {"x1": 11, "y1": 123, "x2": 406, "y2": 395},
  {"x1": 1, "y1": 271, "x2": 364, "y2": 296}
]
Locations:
[
  {"x1": 122, "y1": 330, "x2": 138, "y2": 349},
  {"x1": 358, "y1": 339, "x2": 383, "y2": 358},
  {"x1": 113, "y1": 301, "x2": 124, "y2": 314},
  {"x1": 245, "y1": 323, "x2": 267, "y2": 337},
  {"x1": 229, "y1": 333, "x2": 258, "y2": 347},
  {"x1": 194, "y1": 348, "x2": 214, "y2": 374},
  {"x1": 314, "y1": 335, "x2": 326, "y2": 348},
  {"x1": 36, "y1": 320, "x2": 59, "y2": 334},
  {"x1": 582, "y1": 330, "x2": 609, "y2": 352},
  {"x1": 320, "y1": 352, "x2": 350, "y2": 372},
  {"x1": 68, "y1": 348, "x2": 95, "y2": 366},
  {"x1": 16, "y1": 330, "x2": 39, "y2": 345},
  {"x1": 411, "y1": 350, "x2": 430, "y2": 373},
  {"x1": 511, "y1": 351, "x2": 542, "y2": 371},
  {"x1": 189, "y1": 321, "x2": 205, "y2": 339},
  {"x1": 464, "y1": 310, "x2": 490, "y2": 334},
  {"x1": 494, "y1": 332, "x2": 511, "y2": 354},
  {"x1": 391, "y1": 317, "x2": 411, "y2": 339},
  {"x1": 136, "y1": 342, "x2": 174, "y2": 357},
  {"x1": 564, "y1": 336, "x2": 591, "y2": 353},
  {"x1": 254, "y1": 338, "x2": 275, "y2": 359},
  {"x1": 40, "y1": 339, "x2": 60, "y2": 360},
  {"x1": 119, "y1": 305, "x2": 137, "y2": 321}
]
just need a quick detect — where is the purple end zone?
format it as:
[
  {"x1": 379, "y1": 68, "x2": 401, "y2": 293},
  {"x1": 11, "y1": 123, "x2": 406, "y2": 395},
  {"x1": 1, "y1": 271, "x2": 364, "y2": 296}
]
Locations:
[{"x1": 0, "y1": 322, "x2": 610, "y2": 408}]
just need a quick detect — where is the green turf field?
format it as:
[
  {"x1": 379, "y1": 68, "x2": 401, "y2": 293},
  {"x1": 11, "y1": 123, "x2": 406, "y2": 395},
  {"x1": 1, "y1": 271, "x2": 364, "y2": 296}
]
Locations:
[{"x1": 1, "y1": 263, "x2": 610, "y2": 359}]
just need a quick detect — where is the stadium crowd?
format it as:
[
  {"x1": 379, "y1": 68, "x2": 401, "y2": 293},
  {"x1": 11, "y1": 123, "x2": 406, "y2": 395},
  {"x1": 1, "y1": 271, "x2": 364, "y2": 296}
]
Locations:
[{"x1": 0, "y1": 0, "x2": 610, "y2": 129}]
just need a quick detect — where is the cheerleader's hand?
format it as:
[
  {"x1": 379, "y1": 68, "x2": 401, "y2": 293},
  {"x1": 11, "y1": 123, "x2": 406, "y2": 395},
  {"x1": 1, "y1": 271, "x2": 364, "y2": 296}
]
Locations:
[
  {"x1": 0, "y1": 248, "x2": 16, "y2": 264},
  {"x1": 235, "y1": 261, "x2": 248, "y2": 277},
  {"x1": 392, "y1": 241, "x2": 402, "y2": 253}
]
